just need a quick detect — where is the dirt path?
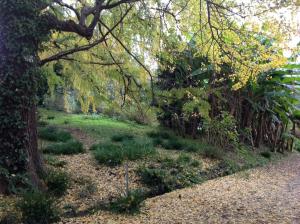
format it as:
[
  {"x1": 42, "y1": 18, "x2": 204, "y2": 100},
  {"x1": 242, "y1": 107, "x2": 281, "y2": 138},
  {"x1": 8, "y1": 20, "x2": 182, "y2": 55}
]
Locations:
[{"x1": 62, "y1": 153, "x2": 300, "y2": 224}]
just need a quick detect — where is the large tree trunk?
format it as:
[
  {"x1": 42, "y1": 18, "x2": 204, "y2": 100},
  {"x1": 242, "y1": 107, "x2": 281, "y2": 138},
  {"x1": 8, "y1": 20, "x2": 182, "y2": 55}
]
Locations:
[
  {"x1": 0, "y1": 65, "x2": 45, "y2": 194},
  {"x1": 23, "y1": 105, "x2": 45, "y2": 191},
  {"x1": 0, "y1": 0, "x2": 48, "y2": 194}
]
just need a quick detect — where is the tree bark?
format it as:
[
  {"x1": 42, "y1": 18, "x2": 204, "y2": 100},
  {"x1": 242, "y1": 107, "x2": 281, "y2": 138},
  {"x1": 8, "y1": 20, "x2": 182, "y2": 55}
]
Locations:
[{"x1": 23, "y1": 105, "x2": 45, "y2": 191}]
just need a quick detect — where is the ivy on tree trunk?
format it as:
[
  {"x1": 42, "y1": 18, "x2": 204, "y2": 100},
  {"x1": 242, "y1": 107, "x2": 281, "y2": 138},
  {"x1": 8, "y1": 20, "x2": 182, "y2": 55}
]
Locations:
[{"x1": 0, "y1": 0, "x2": 50, "y2": 193}]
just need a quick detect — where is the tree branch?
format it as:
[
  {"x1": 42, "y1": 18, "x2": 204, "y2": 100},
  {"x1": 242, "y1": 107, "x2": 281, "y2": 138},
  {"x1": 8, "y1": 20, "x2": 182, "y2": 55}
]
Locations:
[{"x1": 40, "y1": 5, "x2": 133, "y2": 65}]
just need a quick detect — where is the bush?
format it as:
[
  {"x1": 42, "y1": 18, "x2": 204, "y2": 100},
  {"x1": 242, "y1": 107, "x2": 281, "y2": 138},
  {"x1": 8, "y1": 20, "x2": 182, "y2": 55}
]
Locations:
[
  {"x1": 201, "y1": 145, "x2": 223, "y2": 159},
  {"x1": 111, "y1": 133, "x2": 134, "y2": 142},
  {"x1": 44, "y1": 169, "x2": 69, "y2": 197},
  {"x1": 93, "y1": 143, "x2": 124, "y2": 166},
  {"x1": 147, "y1": 131, "x2": 171, "y2": 139},
  {"x1": 17, "y1": 191, "x2": 60, "y2": 224},
  {"x1": 184, "y1": 144, "x2": 199, "y2": 152},
  {"x1": 1, "y1": 211, "x2": 20, "y2": 224},
  {"x1": 44, "y1": 140, "x2": 84, "y2": 155},
  {"x1": 260, "y1": 151, "x2": 271, "y2": 159},
  {"x1": 38, "y1": 127, "x2": 72, "y2": 142},
  {"x1": 92, "y1": 140, "x2": 156, "y2": 166},
  {"x1": 122, "y1": 140, "x2": 156, "y2": 160},
  {"x1": 205, "y1": 111, "x2": 239, "y2": 149},
  {"x1": 108, "y1": 190, "x2": 146, "y2": 214},
  {"x1": 77, "y1": 182, "x2": 97, "y2": 198},
  {"x1": 47, "y1": 116, "x2": 55, "y2": 120},
  {"x1": 44, "y1": 155, "x2": 67, "y2": 168},
  {"x1": 38, "y1": 120, "x2": 49, "y2": 127},
  {"x1": 138, "y1": 155, "x2": 202, "y2": 195},
  {"x1": 152, "y1": 137, "x2": 163, "y2": 146},
  {"x1": 204, "y1": 159, "x2": 241, "y2": 179},
  {"x1": 161, "y1": 138, "x2": 184, "y2": 150},
  {"x1": 294, "y1": 138, "x2": 300, "y2": 152}
]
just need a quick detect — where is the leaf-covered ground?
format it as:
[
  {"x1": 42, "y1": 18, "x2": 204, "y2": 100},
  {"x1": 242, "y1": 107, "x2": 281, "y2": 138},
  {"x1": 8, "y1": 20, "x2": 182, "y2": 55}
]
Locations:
[
  {"x1": 1, "y1": 109, "x2": 296, "y2": 223},
  {"x1": 61, "y1": 153, "x2": 300, "y2": 224}
]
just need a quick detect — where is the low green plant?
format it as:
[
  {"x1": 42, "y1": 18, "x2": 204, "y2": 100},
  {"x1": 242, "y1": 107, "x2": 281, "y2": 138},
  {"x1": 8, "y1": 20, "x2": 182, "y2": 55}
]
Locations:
[
  {"x1": 205, "y1": 111, "x2": 239, "y2": 149},
  {"x1": 38, "y1": 120, "x2": 49, "y2": 127},
  {"x1": 108, "y1": 190, "x2": 146, "y2": 214},
  {"x1": 260, "y1": 151, "x2": 271, "y2": 159},
  {"x1": 111, "y1": 133, "x2": 134, "y2": 142},
  {"x1": 93, "y1": 143, "x2": 124, "y2": 166},
  {"x1": 0, "y1": 211, "x2": 21, "y2": 224},
  {"x1": 147, "y1": 131, "x2": 171, "y2": 139},
  {"x1": 201, "y1": 145, "x2": 223, "y2": 159},
  {"x1": 122, "y1": 140, "x2": 156, "y2": 160},
  {"x1": 92, "y1": 140, "x2": 156, "y2": 166},
  {"x1": 138, "y1": 155, "x2": 202, "y2": 195},
  {"x1": 161, "y1": 138, "x2": 184, "y2": 150},
  {"x1": 204, "y1": 159, "x2": 241, "y2": 179},
  {"x1": 152, "y1": 137, "x2": 163, "y2": 146},
  {"x1": 44, "y1": 155, "x2": 67, "y2": 168},
  {"x1": 294, "y1": 139, "x2": 300, "y2": 152},
  {"x1": 44, "y1": 140, "x2": 84, "y2": 155},
  {"x1": 38, "y1": 127, "x2": 72, "y2": 142},
  {"x1": 47, "y1": 116, "x2": 55, "y2": 120},
  {"x1": 44, "y1": 169, "x2": 69, "y2": 197},
  {"x1": 17, "y1": 191, "x2": 60, "y2": 224},
  {"x1": 78, "y1": 182, "x2": 97, "y2": 198},
  {"x1": 184, "y1": 143, "x2": 199, "y2": 152}
]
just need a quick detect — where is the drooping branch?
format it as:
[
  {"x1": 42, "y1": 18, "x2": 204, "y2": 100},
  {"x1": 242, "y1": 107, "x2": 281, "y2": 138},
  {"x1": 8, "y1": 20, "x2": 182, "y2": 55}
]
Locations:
[
  {"x1": 60, "y1": 56, "x2": 123, "y2": 66},
  {"x1": 99, "y1": 20, "x2": 155, "y2": 101}
]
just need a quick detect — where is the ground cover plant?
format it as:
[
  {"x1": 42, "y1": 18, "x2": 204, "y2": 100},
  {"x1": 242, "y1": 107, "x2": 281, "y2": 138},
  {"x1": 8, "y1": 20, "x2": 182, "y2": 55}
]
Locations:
[
  {"x1": 107, "y1": 190, "x2": 146, "y2": 214},
  {"x1": 43, "y1": 139, "x2": 84, "y2": 155},
  {"x1": 138, "y1": 154, "x2": 203, "y2": 195},
  {"x1": 17, "y1": 191, "x2": 60, "y2": 224},
  {"x1": 38, "y1": 126, "x2": 72, "y2": 142},
  {"x1": 91, "y1": 138, "x2": 156, "y2": 166}
]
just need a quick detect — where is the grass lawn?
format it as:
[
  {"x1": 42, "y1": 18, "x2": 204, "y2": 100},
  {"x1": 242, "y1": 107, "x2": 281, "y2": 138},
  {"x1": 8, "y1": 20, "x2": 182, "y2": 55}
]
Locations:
[{"x1": 38, "y1": 108, "x2": 154, "y2": 143}]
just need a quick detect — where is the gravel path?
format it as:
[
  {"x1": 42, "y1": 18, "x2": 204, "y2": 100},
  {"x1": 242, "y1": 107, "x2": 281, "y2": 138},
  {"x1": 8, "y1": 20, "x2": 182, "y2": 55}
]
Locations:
[{"x1": 63, "y1": 153, "x2": 300, "y2": 224}]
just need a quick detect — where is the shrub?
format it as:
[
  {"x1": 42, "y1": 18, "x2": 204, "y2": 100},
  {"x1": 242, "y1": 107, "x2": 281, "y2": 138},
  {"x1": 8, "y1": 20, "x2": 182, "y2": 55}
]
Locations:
[
  {"x1": 147, "y1": 131, "x2": 171, "y2": 139},
  {"x1": 205, "y1": 111, "x2": 239, "y2": 149},
  {"x1": 92, "y1": 140, "x2": 155, "y2": 166},
  {"x1": 201, "y1": 145, "x2": 223, "y2": 159},
  {"x1": 108, "y1": 190, "x2": 146, "y2": 214},
  {"x1": 138, "y1": 156, "x2": 202, "y2": 195},
  {"x1": 177, "y1": 153, "x2": 192, "y2": 163},
  {"x1": 294, "y1": 139, "x2": 300, "y2": 152},
  {"x1": 161, "y1": 138, "x2": 184, "y2": 150},
  {"x1": 1, "y1": 211, "x2": 21, "y2": 224},
  {"x1": 111, "y1": 133, "x2": 134, "y2": 142},
  {"x1": 44, "y1": 169, "x2": 69, "y2": 197},
  {"x1": 17, "y1": 191, "x2": 60, "y2": 224},
  {"x1": 204, "y1": 159, "x2": 241, "y2": 179},
  {"x1": 44, "y1": 140, "x2": 84, "y2": 155},
  {"x1": 93, "y1": 143, "x2": 124, "y2": 166},
  {"x1": 38, "y1": 120, "x2": 49, "y2": 127},
  {"x1": 44, "y1": 155, "x2": 67, "y2": 168},
  {"x1": 152, "y1": 137, "x2": 163, "y2": 146},
  {"x1": 260, "y1": 151, "x2": 271, "y2": 159},
  {"x1": 77, "y1": 182, "x2": 97, "y2": 198},
  {"x1": 184, "y1": 144, "x2": 199, "y2": 152},
  {"x1": 38, "y1": 127, "x2": 72, "y2": 142},
  {"x1": 47, "y1": 116, "x2": 55, "y2": 120},
  {"x1": 122, "y1": 140, "x2": 156, "y2": 160}
]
